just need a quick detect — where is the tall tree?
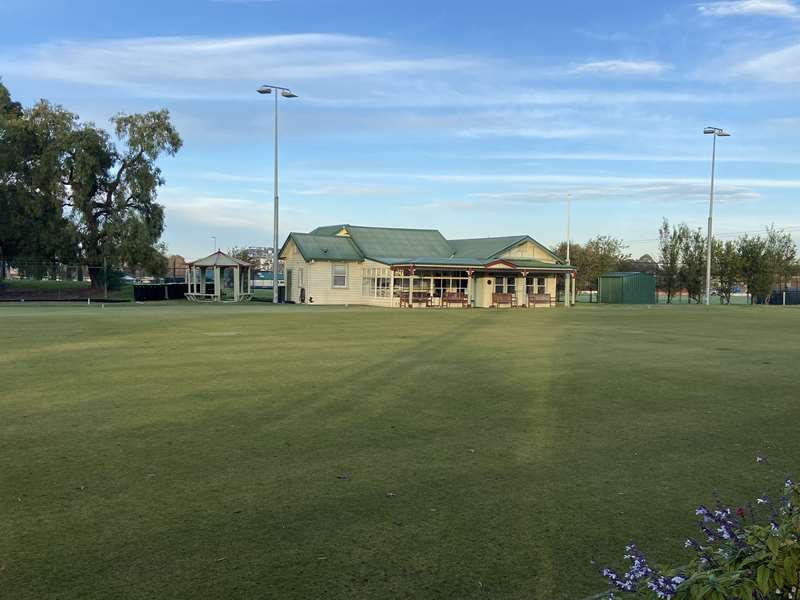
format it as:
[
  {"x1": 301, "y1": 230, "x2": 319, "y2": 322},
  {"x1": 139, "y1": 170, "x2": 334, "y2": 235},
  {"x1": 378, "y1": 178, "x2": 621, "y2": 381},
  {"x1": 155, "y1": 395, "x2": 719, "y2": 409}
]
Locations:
[
  {"x1": 737, "y1": 235, "x2": 772, "y2": 303},
  {"x1": 765, "y1": 225, "x2": 797, "y2": 293},
  {"x1": 679, "y1": 227, "x2": 706, "y2": 303},
  {"x1": 0, "y1": 82, "x2": 181, "y2": 287},
  {"x1": 0, "y1": 82, "x2": 77, "y2": 274},
  {"x1": 712, "y1": 239, "x2": 740, "y2": 305},
  {"x1": 555, "y1": 236, "x2": 628, "y2": 300},
  {"x1": 68, "y1": 110, "x2": 181, "y2": 286},
  {"x1": 657, "y1": 219, "x2": 686, "y2": 304}
]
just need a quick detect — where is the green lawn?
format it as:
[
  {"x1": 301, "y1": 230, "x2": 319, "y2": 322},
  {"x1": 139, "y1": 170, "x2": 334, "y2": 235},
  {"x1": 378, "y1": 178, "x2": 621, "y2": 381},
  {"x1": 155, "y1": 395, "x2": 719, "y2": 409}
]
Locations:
[{"x1": 2, "y1": 303, "x2": 799, "y2": 599}]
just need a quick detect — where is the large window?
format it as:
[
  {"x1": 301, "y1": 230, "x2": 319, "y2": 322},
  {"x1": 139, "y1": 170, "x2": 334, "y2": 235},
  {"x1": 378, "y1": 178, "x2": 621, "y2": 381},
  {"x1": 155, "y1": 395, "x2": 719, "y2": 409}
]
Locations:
[
  {"x1": 495, "y1": 275, "x2": 517, "y2": 295},
  {"x1": 332, "y1": 264, "x2": 348, "y2": 288},
  {"x1": 361, "y1": 267, "x2": 391, "y2": 297},
  {"x1": 526, "y1": 276, "x2": 547, "y2": 296},
  {"x1": 392, "y1": 270, "x2": 469, "y2": 299}
]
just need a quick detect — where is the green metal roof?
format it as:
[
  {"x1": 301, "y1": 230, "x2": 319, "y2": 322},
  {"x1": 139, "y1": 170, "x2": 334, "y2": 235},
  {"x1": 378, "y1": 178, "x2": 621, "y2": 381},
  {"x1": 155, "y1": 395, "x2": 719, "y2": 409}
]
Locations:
[
  {"x1": 286, "y1": 233, "x2": 362, "y2": 261},
  {"x1": 282, "y1": 225, "x2": 571, "y2": 270},
  {"x1": 309, "y1": 224, "x2": 346, "y2": 236},
  {"x1": 449, "y1": 235, "x2": 528, "y2": 259},
  {"x1": 449, "y1": 235, "x2": 564, "y2": 262},
  {"x1": 602, "y1": 271, "x2": 644, "y2": 277},
  {"x1": 505, "y1": 258, "x2": 573, "y2": 270},
  {"x1": 346, "y1": 226, "x2": 453, "y2": 260},
  {"x1": 370, "y1": 256, "x2": 486, "y2": 267}
]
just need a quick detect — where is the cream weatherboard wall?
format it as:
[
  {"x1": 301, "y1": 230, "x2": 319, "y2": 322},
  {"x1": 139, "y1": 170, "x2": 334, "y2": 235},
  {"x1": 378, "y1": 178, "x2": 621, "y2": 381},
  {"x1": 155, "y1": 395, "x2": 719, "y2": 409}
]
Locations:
[{"x1": 282, "y1": 240, "x2": 392, "y2": 306}]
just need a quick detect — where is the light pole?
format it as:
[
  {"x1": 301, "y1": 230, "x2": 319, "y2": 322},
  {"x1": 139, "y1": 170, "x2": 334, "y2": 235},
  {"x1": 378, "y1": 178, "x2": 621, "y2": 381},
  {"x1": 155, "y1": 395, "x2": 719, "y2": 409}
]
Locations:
[
  {"x1": 566, "y1": 193, "x2": 572, "y2": 307},
  {"x1": 703, "y1": 126, "x2": 731, "y2": 306},
  {"x1": 257, "y1": 84, "x2": 298, "y2": 304},
  {"x1": 566, "y1": 193, "x2": 571, "y2": 265}
]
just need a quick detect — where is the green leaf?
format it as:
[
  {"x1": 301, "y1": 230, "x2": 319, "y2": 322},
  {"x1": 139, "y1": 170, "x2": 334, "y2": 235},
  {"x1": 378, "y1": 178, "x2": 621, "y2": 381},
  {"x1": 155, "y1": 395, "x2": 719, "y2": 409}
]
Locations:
[
  {"x1": 756, "y1": 565, "x2": 770, "y2": 592},
  {"x1": 767, "y1": 536, "x2": 780, "y2": 554}
]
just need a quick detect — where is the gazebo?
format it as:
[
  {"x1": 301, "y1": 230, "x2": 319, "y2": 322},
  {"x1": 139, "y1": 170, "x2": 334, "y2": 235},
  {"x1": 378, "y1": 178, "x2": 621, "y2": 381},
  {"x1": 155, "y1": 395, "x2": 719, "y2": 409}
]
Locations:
[{"x1": 185, "y1": 250, "x2": 254, "y2": 303}]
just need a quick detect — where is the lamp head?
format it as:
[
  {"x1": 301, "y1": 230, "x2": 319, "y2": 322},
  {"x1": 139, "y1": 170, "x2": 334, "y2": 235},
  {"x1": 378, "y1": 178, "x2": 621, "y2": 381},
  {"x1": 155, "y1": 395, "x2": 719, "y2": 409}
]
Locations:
[
  {"x1": 281, "y1": 89, "x2": 298, "y2": 98},
  {"x1": 256, "y1": 85, "x2": 272, "y2": 95},
  {"x1": 704, "y1": 126, "x2": 731, "y2": 136}
]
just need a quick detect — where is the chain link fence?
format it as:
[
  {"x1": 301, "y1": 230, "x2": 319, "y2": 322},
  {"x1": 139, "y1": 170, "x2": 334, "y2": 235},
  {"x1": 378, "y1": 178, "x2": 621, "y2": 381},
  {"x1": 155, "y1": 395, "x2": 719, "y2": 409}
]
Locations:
[{"x1": 0, "y1": 258, "x2": 131, "y2": 302}]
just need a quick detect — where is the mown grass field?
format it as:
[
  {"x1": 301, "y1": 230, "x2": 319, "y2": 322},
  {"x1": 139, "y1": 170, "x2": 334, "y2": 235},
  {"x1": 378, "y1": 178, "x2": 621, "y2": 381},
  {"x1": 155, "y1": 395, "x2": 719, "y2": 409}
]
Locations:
[{"x1": 2, "y1": 302, "x2": 799, "y2": 599}]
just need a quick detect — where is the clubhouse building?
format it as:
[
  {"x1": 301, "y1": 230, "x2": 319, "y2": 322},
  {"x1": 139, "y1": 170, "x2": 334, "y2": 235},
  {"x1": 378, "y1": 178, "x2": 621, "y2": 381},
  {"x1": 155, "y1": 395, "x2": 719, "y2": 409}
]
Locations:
[{"x1": 279, "y1": 224, "x2": 576, "y2": 308}]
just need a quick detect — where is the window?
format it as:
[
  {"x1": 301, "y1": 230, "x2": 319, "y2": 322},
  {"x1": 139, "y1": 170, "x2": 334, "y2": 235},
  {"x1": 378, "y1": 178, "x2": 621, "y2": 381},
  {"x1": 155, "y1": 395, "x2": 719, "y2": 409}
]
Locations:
[
  {"x1": 362, "y1": 268, "x2": 391, "y2": 297},
  {"x1": 526, "y1": 276, "x2": 547, "y2": 296},
  {"x1": 495, "y1": 276, "x2": 516, "y2": 295},
  {"x1": 332, "y1": 264, "x2": 348, "y2": 288}
]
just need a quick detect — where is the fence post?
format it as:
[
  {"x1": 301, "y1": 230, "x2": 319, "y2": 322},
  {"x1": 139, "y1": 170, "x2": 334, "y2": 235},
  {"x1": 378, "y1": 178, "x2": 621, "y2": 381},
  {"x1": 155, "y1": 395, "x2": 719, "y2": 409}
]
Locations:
[{"x1": 104, "y1": 257, "x2": 108, "y2": 299}]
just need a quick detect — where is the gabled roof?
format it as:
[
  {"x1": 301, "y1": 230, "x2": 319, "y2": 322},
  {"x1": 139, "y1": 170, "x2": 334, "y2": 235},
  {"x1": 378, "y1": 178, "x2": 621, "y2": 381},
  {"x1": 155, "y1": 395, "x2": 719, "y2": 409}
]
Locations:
[
  {"x1": 449, "y1": 235, "x2": 529, "y2": 259},
  {"x1": 285, "y1": 233, "x2": 362, "y2": 261},
  {"x1": 187, "y1": 250, "x2": 251, "y2": 267},
  {"x1": 345, "y1": 225, "x2": 453, "y2": 259},
  {"x1": 280, "y1": 224, "x2": 568, "y2": 268},
  {"x1": 449, "y1": 235, "x2": 563, "y2": 262},
  {"x1": 486, "y1": 258, "x2": 574, "y2": 270},
  {"x1": 309, "y1": 224, "x2": 347, "y2": 236},
  {"x1": 370, "y1": 256, "x2": 486, "y2": 267}
]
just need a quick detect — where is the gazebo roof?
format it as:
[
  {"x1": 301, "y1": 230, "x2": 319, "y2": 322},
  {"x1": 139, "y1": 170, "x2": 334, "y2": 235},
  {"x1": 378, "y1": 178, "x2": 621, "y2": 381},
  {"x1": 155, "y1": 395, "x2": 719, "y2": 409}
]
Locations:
[{"x1": 187, "y1": 250, "x2": 251, "y2": 267}]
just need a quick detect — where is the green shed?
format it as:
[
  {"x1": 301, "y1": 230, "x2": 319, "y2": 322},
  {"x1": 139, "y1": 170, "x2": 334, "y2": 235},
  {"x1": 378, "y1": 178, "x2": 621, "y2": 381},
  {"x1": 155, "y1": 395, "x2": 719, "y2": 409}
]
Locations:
[{"x1": 598, "y1": 272, "x2": 656, "y2": 304}]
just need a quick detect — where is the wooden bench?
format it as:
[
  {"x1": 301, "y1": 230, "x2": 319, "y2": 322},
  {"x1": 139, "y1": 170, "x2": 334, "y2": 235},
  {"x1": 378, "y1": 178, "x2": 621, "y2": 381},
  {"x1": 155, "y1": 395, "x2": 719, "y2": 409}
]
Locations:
[
  {"x1": 399, "y1": 291, "x2": 433, "y2": 308},
  {"x1": 528, "y1": 293, "x2": 552, "y2": 308},
  {"x1": 491, "y1": 292, "x2": 516, "y2": 308},
  {"x1": 442, "y1": 291, "x2": 469, "y2": 308}
]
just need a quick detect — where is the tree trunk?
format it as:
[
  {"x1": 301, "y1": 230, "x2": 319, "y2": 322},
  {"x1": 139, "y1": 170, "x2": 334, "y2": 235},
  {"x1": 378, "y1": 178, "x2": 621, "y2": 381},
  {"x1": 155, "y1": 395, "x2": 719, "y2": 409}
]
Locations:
[{"x1": 88, "y1": 265, "x2": 105, "y2": 290}]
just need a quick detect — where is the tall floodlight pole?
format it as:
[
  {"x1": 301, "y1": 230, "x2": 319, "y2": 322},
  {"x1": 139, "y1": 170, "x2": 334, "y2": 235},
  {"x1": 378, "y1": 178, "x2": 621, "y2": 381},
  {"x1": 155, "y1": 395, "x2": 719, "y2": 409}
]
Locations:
[
  {"x1": 257, "y1": 84, "x2": 298, "y2": 304},
  {"x1": 703, "y1": 126, "x2": 731, "y2": 305},
  {"x1": 566, "y1": 193, "x2": 571, "y2": 265},
  {"x1": 566, "y1": 193, "x2": 572, "y2": 306}
]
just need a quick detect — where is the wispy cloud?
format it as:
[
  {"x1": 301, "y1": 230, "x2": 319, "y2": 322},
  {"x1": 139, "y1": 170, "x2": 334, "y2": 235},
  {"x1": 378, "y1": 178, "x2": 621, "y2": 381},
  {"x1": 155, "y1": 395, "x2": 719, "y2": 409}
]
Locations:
[
  {"x1": 0, "y1": 34, "x2": 483, "y2": 100},
  {"x1": 570, "y1": 60, "x2": 671, "y2": 76},
  {"x1": 697, "y1": 0, "x2": 800, "y2": 18},
  {"x1": 467, "y1": 181, "x2": 761, "y2": 205},
  {"x1": 735, "y1": 42, "x2": 800, "y2": 82},
  {"x1": 293, "y1": 184, "x2": 411, "y2": 197},
  {"x1": 416, "y1": 172, "x2": 800, "y2": 191},
  {"x1": 160, "y1": 188, "x2": 309, "y2": 233},
  {"x1": 457, "y1": 125, "x2": 620, "y2": 139}
]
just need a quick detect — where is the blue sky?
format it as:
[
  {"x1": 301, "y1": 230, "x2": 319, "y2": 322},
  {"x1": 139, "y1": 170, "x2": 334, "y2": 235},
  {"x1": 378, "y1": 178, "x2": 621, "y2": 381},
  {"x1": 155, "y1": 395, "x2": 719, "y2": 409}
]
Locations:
[{"x1": 2, "y1": 0, "x2": 800, "y2": 259}]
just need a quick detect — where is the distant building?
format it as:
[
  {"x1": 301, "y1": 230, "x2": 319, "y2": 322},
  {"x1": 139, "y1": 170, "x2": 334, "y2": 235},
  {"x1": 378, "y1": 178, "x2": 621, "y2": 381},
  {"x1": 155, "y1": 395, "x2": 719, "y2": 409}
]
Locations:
[
  {"x1": 245, "y1": 246, "x2": 283, "y2": 273},
  {"x1": 167, "y1": 255, "x2": 188, "y2": 280}
]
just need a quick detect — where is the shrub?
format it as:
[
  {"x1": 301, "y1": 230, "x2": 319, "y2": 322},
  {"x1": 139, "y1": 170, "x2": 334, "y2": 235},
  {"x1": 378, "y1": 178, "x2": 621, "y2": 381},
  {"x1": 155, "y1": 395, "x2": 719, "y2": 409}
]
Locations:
[{"x1": 600, "y1": 478, "x2": 800, "y2": 599}]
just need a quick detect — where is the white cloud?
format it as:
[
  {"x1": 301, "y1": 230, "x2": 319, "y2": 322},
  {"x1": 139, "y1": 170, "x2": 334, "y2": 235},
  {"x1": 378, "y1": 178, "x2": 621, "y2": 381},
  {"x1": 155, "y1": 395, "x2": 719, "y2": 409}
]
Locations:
[
  {"x1": 466, "y1": 181, "x2": 761, "y2": 205},
  {"x1": 0, "y1": 33, "x2": 749, "y2": 112},
  {"x1": 570, "y1": 60, "x2": 671, "y2": 76},
  {"x1": 415, "y1": 172, "x2": 800, "y2": 191},
  {"x1": 457, "y1": 126, "x2": 620, "y2": 139},
  {"x1": 293, "y1": 184, "x2": 411, "y2": 197},
  {"x1": 697, "y1": 0, "x2": 800, "y2": 18},
  {"x1": 0, "y1": 34, "x2": 483, "y2": 100},
  {"x1": 735, "y1": 43, "x2": 800, "y2": 82}
]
